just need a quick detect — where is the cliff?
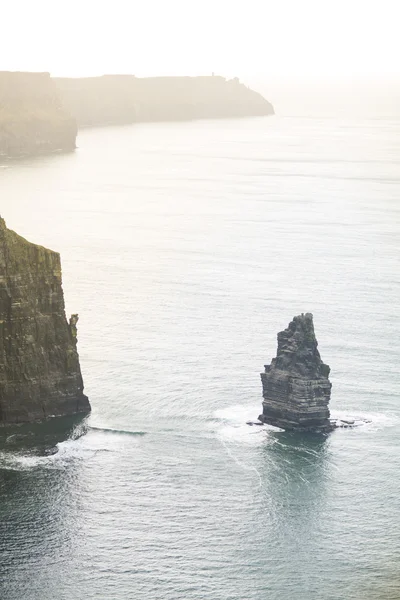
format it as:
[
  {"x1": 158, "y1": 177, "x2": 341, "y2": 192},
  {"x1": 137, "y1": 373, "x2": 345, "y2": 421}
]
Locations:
[
  {"x1": 54, "y1": 74, "x2": 274, "y2": 127},
  {"x1": 259, "y1": 313, "x2": 332, "y2": 432},
  {"x1": 0, "y1": 71, "x2": 77, "y2": 157},
  {"x1": 0, "y1": 217, "x2": 90, "y2": 424}
]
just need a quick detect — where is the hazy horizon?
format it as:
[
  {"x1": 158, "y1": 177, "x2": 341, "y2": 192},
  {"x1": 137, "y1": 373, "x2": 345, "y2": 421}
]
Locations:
[
  {"x1": 1, "y1": 1, "x2": 400, "y2": 598},
  {"x1": 2, "y1": 0, "x2": 399, "y2": 80}
]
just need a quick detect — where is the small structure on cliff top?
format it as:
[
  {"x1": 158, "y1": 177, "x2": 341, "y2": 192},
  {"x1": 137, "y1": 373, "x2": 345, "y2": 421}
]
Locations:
[
  {"x1": 258, "y1": 313, "x2": 333, "y2": 432},
  {"x1": 54, "y1": 74, "x2": 274, "y2": 128},
  {"x1": 0, "y1": 217, "x2": 90, "y2": 424}
]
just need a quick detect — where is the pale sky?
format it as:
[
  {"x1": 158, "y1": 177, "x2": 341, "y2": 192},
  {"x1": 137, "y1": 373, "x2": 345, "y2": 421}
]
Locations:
[{"x1": 1, "y1": 0, "x2": 399, "y2": 79}]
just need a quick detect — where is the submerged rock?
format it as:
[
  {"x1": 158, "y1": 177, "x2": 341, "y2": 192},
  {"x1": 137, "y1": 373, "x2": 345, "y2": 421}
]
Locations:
[
  {"x1": 0, "y1": 217, "x2": 90, "y2": 424},
  {"x1": 258, "y1": 313, "x2": 333, "y2": 432}
]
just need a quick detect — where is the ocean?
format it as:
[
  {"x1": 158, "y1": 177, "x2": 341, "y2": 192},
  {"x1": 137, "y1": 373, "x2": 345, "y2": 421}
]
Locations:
[{"x1": 1, "y1": 109, "x2": 400, "y2": 599}]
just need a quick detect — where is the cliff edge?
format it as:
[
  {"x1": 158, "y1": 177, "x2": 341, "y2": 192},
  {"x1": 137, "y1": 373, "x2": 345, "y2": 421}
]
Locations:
[
  {"x1": 259, "y1": 314, "x2": 332, "y2": 432},
  {"x1": 0, "y1": 217, "x2": 90, "y2": 424},
  {"x1": 0, "y1": 71, "x2": 77, "y2": 157},
  {"x1": 55, "y1": 74, "x2": 274, "y2": 128}
]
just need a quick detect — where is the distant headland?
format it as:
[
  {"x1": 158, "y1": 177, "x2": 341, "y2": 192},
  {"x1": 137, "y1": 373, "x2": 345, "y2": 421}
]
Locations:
[
  {"x1": 0, "y1": 71, "x2": 77, "y2": 157},
  {"x1": 54, "y1": 74, "x2": 274, "y2": 128},
  {"x1": 0, "y1": 71, "x2": 274, "y2": 157}
]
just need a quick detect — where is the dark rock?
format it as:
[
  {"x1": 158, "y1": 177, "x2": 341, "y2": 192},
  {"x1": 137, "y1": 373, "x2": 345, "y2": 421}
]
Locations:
[
  {"x1": 330, "y1": 418, "x2": 371, "y2": 429},
  {"x1": 0, "y1": 413, "x2": 88, "y2": 456},
  {"x1": 0, "y1": 217, "x2": 90, "y2": 424},
  {"x1": 43, "y1": 446, "x2": 58, "y2": 456},
  {"x1": 258, "y1": 313, "x2": 333, "y2": 432}
]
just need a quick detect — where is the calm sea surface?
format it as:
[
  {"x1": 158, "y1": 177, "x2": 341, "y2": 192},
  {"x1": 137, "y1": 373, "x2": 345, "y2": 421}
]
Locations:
[{"x1": 1, "y1": 114, "x2": 400, "y2": 599}]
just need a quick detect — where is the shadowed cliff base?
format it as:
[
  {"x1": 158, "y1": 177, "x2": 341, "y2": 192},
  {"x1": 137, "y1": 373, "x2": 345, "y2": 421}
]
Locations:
[
  {"x1": 0, "y1": 71, "x2": 77, "y2": 158},
  {"x1": 0, "y1": 217, "x2": 90, "y2": 425},
  {"x1": 0, "y1": 414, "x2": 88, "y2": 460},
  {"x1": 54, "y1": 74, "x2": 274, "y2": 128}
]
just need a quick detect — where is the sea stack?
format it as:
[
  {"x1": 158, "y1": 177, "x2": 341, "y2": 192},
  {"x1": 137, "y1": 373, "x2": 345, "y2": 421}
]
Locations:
[
  {"x1": 0, "y1": 217, "x2": 90, "y2": 424},
  {"x1": 259, "y1": 313, "x2": 332, "y2": 432}
]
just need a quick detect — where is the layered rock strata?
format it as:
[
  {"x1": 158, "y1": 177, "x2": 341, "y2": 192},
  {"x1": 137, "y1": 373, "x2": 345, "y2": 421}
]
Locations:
[
  {"x1": 0, "y1": 71, "x2": 77, "y2": 157},
  {"x1": 259, "y1": 313, "x2": 332, "y2": 432},
  {"x1": 0, "y1": 217, "x2": 90, "y2": 424},
  {"x1": 55, "y1": 74, "x2": 274, "y2": 128}
]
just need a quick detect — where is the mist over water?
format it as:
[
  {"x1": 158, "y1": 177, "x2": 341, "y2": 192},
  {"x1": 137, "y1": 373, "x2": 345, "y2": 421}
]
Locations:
[
  {"x1": 254, "y1": 77, "x2": 400, "y2": 119},
  {"x1": 1, "y1": 99, "x2": 400, "y2": 598}
]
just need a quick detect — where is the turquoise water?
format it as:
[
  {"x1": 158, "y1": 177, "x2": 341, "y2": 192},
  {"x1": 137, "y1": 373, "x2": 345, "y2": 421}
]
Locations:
[{"x1": 1, "y1": 115, "x2": 400, "y2": 599}]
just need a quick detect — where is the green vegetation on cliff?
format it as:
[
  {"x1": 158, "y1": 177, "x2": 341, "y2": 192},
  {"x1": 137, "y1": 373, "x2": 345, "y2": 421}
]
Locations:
[
  {"x1": 0, "y1": 71, "x2": 77, "y2": 157},
  {"x1": 0, "y1": 217, "x2": 90, "y2": 424},
  {"x1": 55, "y1": 74, "x2": 274, "y2": 128}
]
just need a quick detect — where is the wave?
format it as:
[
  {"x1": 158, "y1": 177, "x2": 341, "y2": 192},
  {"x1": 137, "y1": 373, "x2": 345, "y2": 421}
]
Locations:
[
  {"x1": 0, "y1": 435, "x2": 120, "y2": 472},
  {"x1": 88, "y1": 426, "x2": 147, "y2": 436},
  {"x1": 0, "y1": 450, "x2": 57, "y2": 471},
  {"x1": 212, "y1": 404, "x2": 278, "y2": 446}
]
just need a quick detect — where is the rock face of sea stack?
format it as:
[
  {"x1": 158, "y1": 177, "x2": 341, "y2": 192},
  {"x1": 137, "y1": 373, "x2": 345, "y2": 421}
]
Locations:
[
  {"x1": 259, "y1": 313, "x2": 332, "y2": 432},
  {"x1": 0, "y1": 217, "x2": 90, "y2": 424}
]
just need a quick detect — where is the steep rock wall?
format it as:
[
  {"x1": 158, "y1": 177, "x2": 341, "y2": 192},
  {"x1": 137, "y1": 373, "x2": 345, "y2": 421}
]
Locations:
[
  {"x1": 0, "y1": 217, "x2": 90, "y2": 424},
  {"x1": 55, "y1": 74, "x2": 274, "y2": 127},
  {"x1": 259, "y1": 313, "x2": 332, "y2": 432},
  {"x1": 0, "y1": 71, "x2": 77, "y2": 157}
]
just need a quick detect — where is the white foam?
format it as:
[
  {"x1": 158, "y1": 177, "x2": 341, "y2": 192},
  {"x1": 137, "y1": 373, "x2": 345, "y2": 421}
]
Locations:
[
  {"x1": 330, "y1": 410, "x2": 399, "y2": 432},
  {"x1": 0, "y1": 451, "x2": 57, "y2": 471},
  {"x1": 0, "y1": 434, "x2": 106, "y2": 472},
  {"x1": 214, "y1": 403, "x2": 260, "y2": 425},
  {"x1": 212, "y1": 404, "x2": 280, "y2": 446},
  {"x1": 212, "y1": 405, "x2": 399, "y2": 443}
]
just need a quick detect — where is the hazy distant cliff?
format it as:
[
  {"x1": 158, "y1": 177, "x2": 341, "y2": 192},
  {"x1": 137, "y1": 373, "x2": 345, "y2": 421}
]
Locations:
[
  {"x1": 0, "y1": 217, "x2": 90, "y2": 424},
  {"x1": 0, "y1": 71, "x2": 77, "y2": 157},
  {"x1": 55, "y1": 75, "x2": 274, "y2": 127}
]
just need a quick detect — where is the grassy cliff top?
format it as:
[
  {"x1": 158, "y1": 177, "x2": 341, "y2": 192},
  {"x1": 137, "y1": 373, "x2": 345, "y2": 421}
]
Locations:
[{"x1": 0, "y1": 217, "x2": 61, "y2": 274}]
